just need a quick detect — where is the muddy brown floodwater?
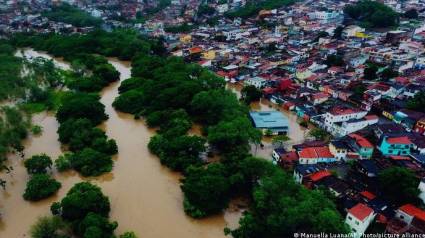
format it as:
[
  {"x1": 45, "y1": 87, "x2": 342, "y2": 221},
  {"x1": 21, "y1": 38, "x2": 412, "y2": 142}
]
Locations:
[
  {"x1": 0, "y1": 50, "x2": 241, "y2": 237},
  {"x1": 227, "y1": 83, "x2": 309, "y2": 159}
]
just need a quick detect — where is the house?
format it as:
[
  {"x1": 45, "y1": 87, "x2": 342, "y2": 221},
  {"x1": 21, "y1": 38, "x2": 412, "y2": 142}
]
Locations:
[
  {"x1": 298, "y1": 146, "x2": 336, "y2": 164},
  {"x1": 329, "y1": 140, "x2": 349, "y2": 161},
  {"x1": 414, "y1": 118, "x2": 425, "y2": 135},
  {"x1": 324, "y1": 107, "x2": 368, "y2": 131},
  {"x1": 310, "y1": 92, "x2": 329, "y2": 105},
  {"x1": 348, "y1": 134, "x2": 374, "y2": 159},
  {"x1": 293, "y1": 164, "x2": 323, "y2": 184},
  {"x1": 355, "y1": 159, "x2": 380, "y2": 177},
  {"x1": 249, "y1": 111, "x2": 289, "y2": 135},
  {"x1": 295, "y1": 67, "x2": 313, "y2": 80},
  {"x1": 272, "y1": 148, "x2": 298, "y2": 169},
  {"x1": 342, "y1": 25, "x2": 365, "y2": 39},
  {"x1": 419, "y1": 179, "x2": 425, "y2": 204},
  {"x1": 324, "y1": 107, "x2": 375, "y2": 137},
  {"x1": 393, "y1": 109, "x2": 425, "y2": 131},
  {"x1": 244, "y1": 76, "x2": 267, "y2": 88},
  {"x1": 314, "y1": 175, "x2": 351, "y2": 197},
  {"x1": 387, "y1": 204, "x2": 425, "y2": 234},
  {"x1": 378, "y1": 136, "x2": 413, "y2": 156},
  {"x1": 345, "y1": 203, "x2": 375, "y2": 238}
]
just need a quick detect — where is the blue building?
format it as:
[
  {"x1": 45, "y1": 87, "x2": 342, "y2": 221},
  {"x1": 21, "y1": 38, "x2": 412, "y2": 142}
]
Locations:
[
  {"x1": 378, "y1": 135, "x2": 413, "y2": 156},
  {"x1": 249, "y1": 111, "x2": 289, "y2": 135}
]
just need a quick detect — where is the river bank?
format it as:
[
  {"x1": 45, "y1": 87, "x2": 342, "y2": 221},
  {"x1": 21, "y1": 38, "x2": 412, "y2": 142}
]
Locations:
[{"x1": 0, "y1": 49, "x2": 240, "y2": 237}]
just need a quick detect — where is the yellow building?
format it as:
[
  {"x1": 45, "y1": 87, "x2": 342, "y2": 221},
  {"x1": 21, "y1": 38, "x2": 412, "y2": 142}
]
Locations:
[
  {"x1": 179, "y1": 34, "x2": 192, "y2": 44},
  {"x1": 202, "y1": 50, "x2": 216, "y2": 60},
  {"x1": 296, "y1": 68, "x2": 313, "y2": 80}
]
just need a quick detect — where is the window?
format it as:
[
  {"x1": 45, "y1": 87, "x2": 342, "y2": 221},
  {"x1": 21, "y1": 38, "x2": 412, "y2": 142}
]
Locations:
[
  {"x1": 355, "y1": 221, "x2": 359, "y2": 225},
  {"x1": 389, "y1": 150, "x2": 393, "y2": 154},
  {"x1": 348, "y1": 216, "x2": 352, "y2": 220}
]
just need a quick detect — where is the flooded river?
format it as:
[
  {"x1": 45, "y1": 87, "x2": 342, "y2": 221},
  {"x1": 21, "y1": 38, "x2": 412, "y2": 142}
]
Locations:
[{"x1": 0, "y1": 50, "x2": 241, "y2": 237}]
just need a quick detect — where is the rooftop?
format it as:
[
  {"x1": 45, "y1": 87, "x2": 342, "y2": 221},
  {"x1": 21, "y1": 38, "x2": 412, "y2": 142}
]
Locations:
[
  {"x1": 399, "y1": 204, "x2": 425, "y2": 222},
  {"x1": 348, "y1": 203, "x2": 374, "y2": 221},
  {"x1": 249, "y1": 111, "x2": 289, "y2": 129},
  {"x1": 298, "y1": 146, "x2": 334, "y2": 159}
]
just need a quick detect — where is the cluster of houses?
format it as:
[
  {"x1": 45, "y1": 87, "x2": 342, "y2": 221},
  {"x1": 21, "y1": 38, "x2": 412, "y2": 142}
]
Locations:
[{"x1": 157, "y1": 0, "x2": 425, "y2": 237}]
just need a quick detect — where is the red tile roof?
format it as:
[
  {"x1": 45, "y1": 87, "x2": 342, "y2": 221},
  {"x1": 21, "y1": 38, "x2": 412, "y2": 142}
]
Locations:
[
  {"x1": 312, "y1": 92, "x2": 329, "y2": 100},
  {"x1": 390, "y1": 155, "x2": 410, "y2": 161},
  {"x1": 309, "y1": 170, "x2": 331, "y2": 182},
  {"x1": 330, "y1": 106, "x2": 363, "y2": 116},
  {"x1": 349, "y1": 203, "x2": 374, "y2": 221},
  {"x1": 360, "y1": 191, "x2": 376, "y2": 200},
  {"x1": 365, "y1": 115, "x2": 379, "y2": 121},
  {"x1": 349, "y1": 134, "x2": 373, "y2": 148},
  {"x1": 386, "y1": 136, "x2": 412, "y2": 145},
  {"x1": 189, "y1": 47, "x2": 202, "y2": 54},
  {"x1": 298, "y1": 146, "x2": 334, "y2": 159},
  {"x1": 399, "y1": 204, "x2": 425, "y2": 222}
]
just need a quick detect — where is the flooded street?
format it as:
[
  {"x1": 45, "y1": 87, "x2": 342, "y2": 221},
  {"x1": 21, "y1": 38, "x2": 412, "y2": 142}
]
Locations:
[
  {"x1": 227, "y1": 83, "x2": 309, "y2": 159},
  {"x1": 0, "y1": 50, "x2": 240, "y2": 237}
]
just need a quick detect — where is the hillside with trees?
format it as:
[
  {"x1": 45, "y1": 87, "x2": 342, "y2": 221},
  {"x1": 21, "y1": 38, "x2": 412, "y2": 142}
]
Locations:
[
  {"x1": 226, "y1": 0, "x2": 295, "y2": 19},
  {"x1": 42, "y1": 3, "x2": 102, "y2": 27},
  {"x1": 344, "y1": 0, "x2": 399, "y2": 28}
]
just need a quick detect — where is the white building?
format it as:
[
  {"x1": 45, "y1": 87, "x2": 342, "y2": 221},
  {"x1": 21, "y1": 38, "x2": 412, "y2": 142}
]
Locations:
[
  {"x1": 345, "y1": 203, "x2": 375, "y2": 238},
  {"x1": 330, "y1": 116, "x2": 379, "y2": 137},
  {"x1": 324, "y1": 107, "x2": 375, "y2": 137},
  {"x1": 308, "y1": 11, "x2": 341, "y2": 20},
  {"x1": 244, "y1": 76, "x2": 267, "y2": 88},
  {"x1": 419, "y1": 179, "x2": 425, "y2": 204},
  {"x1": 342, "y1": 25, "x2": 365, "y2": 39}
]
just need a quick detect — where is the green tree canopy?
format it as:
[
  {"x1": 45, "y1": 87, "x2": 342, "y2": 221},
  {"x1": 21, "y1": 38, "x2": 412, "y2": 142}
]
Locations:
[
  {"x1": 56, "y1": 93, "x2": 108, "y2": 125},
  {"x1": 241, "y1": 85, "x2": 263, "y2": 104},
  {"x1": 23, "y1": 174, "x2": 61, "y2": 201},
  {"x1": 24, "y1": 154, "x2": 53, "y2": 174},
  {"x1": 378, "y1": 167, "x2": 421, "y2": 206},
  {"x1": 344, "y1": 0, "x2": 399, "y2": 28},
  {"x1": 407, "y1": 91, "x2": 425, "y2": 113},
  {"x1": 70, "y1": 148, "x2": 113, "y2": 177},
  {"x1": 208, "y1": 117, "x2": 262, "y2": 154},
  {"x1": 182, "y1": 164, "x2": 231, "y2": 218},
  {"x1": 54, "y1": 182, "x2": 111, "y2": 221},
  {"x1": 30, "y1": 216, "x2": 71, "y2": 238}
]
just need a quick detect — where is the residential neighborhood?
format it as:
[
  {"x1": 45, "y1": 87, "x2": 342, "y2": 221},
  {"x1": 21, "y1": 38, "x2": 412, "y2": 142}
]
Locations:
[{"x1": 2, "y1": 0, "x2": 425, "y2": 237}]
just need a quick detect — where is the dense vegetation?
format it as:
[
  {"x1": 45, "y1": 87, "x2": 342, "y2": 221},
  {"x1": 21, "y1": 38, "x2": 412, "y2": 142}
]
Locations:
[
  {"x1": 226, "y1": 0, "x2": 295, "y2": 19},
  {"x1": 0, "y1": 42, "x2": 66, "y2": 168},
  {"x1": 23, "y1": 174, "x2": 61, "y2": 201},
  {"x1": 379, "y1": 167, "x2": 421, "y2": 206},
  {"x1": 407, "y1": 91, "x2": 425, "y2": 113},
  {"x1": 113, "y1": 37, "x2": 348, "y2": 235},
  {"x1": 11, "y1": 30, "x2": 347, "y2": 236},
  {"x1": 164, "y1": 23, "x2": 194, "y2": 33},
  {"x1": 0, "y1": 106, "x2": 30, "y2": 166},
  {"x1": 11, "y1": 30, "x2": 164, "y2": 61},
  {"x1": 42, "y1": 3, "x2": 102, "y2": 27},
  {"x1": 35, "y1": 182, "x2": 137, "y2": 237},
  {"x1": 241, "y1": 85, "x2": 262, "y2": 104},
  {"x1": 10, "y1": 32, "x2": 145, "y2": 177},
  {"x1": 55, "y1": 92, "x2": 116, "y2": 176},
  {"x1": 344, "y1": 0, "x2": 399, "y2": 28},
  {"x1": 23, "y1": 154, "x2": 61, "y2": 201},
  {"x1": 24, "y1": 154, "x2": 53, "y2": 174}
]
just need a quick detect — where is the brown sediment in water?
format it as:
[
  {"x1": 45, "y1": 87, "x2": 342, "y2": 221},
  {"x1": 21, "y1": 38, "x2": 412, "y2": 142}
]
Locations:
[
  {"x1": 227, "y1": 82, "x2": 309, "y2": 159},
  {"x1": 0, "y1": 50, "x2": 241, "y2": 238}
]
